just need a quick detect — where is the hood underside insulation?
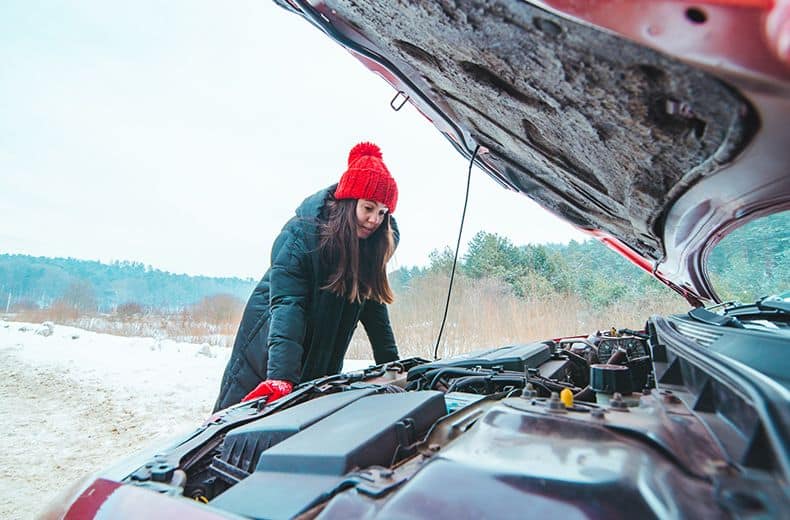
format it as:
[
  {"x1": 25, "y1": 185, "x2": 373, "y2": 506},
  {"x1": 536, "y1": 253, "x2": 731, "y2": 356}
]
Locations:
[{"x1": 325, "y1": 0, "x2": 757, "y2": 260}]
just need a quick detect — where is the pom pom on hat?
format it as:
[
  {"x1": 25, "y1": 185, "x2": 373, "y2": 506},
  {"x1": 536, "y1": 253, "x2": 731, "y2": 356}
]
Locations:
[
  {"x1": 335, "y1": 141, "x2": 398, "y2": 213},
  {"x1": 348, "y1": 142, "x2": 383, "y2": 164}
]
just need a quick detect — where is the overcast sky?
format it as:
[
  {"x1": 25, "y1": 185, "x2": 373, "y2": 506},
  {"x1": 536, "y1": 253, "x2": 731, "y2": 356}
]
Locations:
[{"x1": 0, "y1": 1, "x2": 587, "y2": 279}]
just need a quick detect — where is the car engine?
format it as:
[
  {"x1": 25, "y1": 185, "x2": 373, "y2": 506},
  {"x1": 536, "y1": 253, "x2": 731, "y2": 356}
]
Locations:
[{"x1": 116, "y1": 317, "x2": 787, "y2": 519}]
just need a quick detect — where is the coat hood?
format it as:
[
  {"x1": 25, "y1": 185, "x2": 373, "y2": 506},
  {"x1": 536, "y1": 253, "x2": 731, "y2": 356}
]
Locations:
[{"x1": 295, "y1": 184, "x2": 337, "y2": 221}]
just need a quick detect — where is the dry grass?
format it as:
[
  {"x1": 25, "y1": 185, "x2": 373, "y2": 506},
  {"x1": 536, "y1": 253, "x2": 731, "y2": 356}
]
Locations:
[
  {"x1": 346, "y1": 273, "x2": 687, "y2": 360},
  {"x1": 12, "y1": 294, "x2": 244, "y2": 347},
  {"x1": 15, "y1": 302, "x2": 80, "y2": 324},
  {"x1": 10, "y1": 277, "x2": 687, "y2": 359},
  {"x1": 10, "y1": 311, "x2": 242, "y2": 347}
]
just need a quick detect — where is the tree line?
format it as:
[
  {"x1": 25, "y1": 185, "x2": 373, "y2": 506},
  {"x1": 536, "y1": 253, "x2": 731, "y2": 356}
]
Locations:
[
  {"x1": 391, "y1": 210, "x2": 787, "y2": 306},
  {"x1": 0, "y1": 255, "x2": 256, "y2": 313},
  {"x1": 390, "y1": 232, "x2": 673, "y2": 308},
  {"x1": 2, "y1": 210, "x2": 785, "y2": 317},
  {"x1": 1, "y1": 237, "x2": 663, "y2": 316}
]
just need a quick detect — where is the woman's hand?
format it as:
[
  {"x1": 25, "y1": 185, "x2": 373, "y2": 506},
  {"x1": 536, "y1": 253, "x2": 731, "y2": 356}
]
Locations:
[
  {"x1": 767, "y1": 0, "x2": 790, "y2": 66},
  {"x1": 241, "y1": 379, "x2": 294, "y2": 403}
]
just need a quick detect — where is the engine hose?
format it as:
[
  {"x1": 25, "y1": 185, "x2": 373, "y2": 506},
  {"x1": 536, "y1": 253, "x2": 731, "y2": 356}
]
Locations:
[
  {"x1": 573, "y1": 385, "x2": 596, "y2": 402},
  {"x1": 606, "y1": 347, "x2": 628, "y2": 365},
  {"x1": 447, "y1": 375, "x2": 527, "y2": 393},
  {"x1": 563, "y1": 350, "x2": 591, "y2": 379},
  {"x1": 379, "y1": 384, "x2": 406, "y2": 393},
  {"x1": 426, "y1": 367, "x2": 492, "y2": 390},
  {"x1": 443, "y1": 372, "x2": 580, "y2": 394},
  {"x1": 445, "y1": 376, "x2": 490, "y2": 393},
  {"x1": 528, "y1": 376, "x2": 580, "y2": 394},
  {"x1": 563, "y1": 349, "x2": 590, "y2": 368},
  {"x1": 405, "y1": 380, "x2": 421, "y2": 391}
]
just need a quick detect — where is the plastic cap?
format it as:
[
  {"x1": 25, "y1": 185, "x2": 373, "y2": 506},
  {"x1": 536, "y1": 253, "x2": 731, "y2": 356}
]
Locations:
[{"x1": 560, "y1": 388, "x2": 574, "y2": 407}]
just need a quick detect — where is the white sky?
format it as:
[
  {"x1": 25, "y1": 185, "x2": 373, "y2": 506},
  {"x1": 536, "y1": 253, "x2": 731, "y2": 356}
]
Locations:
[{"x1": 0, "y1": 1, "x2": 587, "y2": 279}]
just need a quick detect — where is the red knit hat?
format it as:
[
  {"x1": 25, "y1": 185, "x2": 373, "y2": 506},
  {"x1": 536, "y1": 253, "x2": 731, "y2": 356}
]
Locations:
[{"x1": 335, "y1": 142, "x2": 398, "y2": 213}]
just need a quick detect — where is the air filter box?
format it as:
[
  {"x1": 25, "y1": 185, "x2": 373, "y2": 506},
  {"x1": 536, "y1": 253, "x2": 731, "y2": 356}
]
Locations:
[
  {"x1": 219, "y1": 388, "x2": 377, "y2": 473},
  {"x1": 408, "y1": 342, "x2": 552, "y2": 381},
  {"x1": 256, "y1": 391, "x2": 446, "y2": 475}
]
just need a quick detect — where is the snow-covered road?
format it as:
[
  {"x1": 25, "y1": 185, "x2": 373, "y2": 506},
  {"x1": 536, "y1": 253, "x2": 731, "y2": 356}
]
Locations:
[
  {"x1": 1, "y1": 321, "x2": 228, "y2": 519},
  {"x1": 0, "y1": 320, "x2": 369, "y2": 519}
]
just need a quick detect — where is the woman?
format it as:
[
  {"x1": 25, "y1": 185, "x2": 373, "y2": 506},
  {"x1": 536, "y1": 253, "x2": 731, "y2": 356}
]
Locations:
[{"x1": 213, "y1": 142, "x2": 400, "y2": 411}]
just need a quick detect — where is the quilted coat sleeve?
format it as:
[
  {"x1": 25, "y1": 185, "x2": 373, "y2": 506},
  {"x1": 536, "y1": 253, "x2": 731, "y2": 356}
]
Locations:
[
  {"x1": 360, "y1": 300, "x2": 399, "y2": 364},
  {"x1": 265, "y1": 228, "x2": 311, "y2": 383}
]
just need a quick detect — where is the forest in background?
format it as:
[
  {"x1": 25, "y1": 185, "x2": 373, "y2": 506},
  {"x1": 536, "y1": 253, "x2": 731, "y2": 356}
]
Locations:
[
  {"x1": 1, "y1": 234, "x2": 674, "y2": 314},
  {"x1": 352, "y1": 232, "x2": 687, "y2": 358},
  {"x1": 3, "y1": 211, "x2": 785, "y2": 356},
  {"x1": 3, "y1": 212, "x2": 783, "y2": 315},
  {"x1": 1, "y1": 234, "x2": 688, "y2": 354},
  {"x1": 0, "y1": 255, "x2": 255, "y2": 313}
]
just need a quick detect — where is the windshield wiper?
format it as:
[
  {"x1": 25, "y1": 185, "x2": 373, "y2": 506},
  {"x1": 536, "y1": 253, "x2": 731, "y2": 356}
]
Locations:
[
  {"x1": 688, "y1": 307, "x2": 745, "y2": 328},
  {"x1": 756, "y1": 296, "x2": 790, "y2": 314},
  {"x1": 715, "y1": 295, "x2": 790, "y2": 317}
]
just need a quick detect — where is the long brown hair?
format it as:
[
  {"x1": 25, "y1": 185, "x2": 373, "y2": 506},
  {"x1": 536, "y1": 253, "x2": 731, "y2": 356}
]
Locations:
[{"x1": 319, "y1": 196, "x2": 395, "y2": 304}]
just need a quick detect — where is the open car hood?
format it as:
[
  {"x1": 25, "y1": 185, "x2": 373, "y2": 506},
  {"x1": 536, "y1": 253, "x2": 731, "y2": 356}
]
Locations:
[{"x1": 276, "y1": 0, "x2": 790, "y2": 304}]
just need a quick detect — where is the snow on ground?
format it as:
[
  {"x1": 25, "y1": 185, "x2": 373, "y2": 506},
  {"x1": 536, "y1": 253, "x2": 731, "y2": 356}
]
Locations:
[{"x1": 0, "y1": 320, "x2": 372, "y2": 519}]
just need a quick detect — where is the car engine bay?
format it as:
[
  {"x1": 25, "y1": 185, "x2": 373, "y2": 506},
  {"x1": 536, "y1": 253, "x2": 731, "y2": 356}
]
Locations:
[{"x1": 114, "y1": 314, "x2": 788, "y2": 519}]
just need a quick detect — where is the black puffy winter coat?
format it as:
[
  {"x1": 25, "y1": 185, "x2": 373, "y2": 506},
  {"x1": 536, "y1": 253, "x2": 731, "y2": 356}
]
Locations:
[{"x1": 213, "y1": 186, "x2": 399, "y2": 411}]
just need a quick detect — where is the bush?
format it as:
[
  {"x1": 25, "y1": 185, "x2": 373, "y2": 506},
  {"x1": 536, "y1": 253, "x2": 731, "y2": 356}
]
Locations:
[
  {"x1": 116, "y1": 302, "x2": 146, "y2": 319},
  {"x1": 10, "y1": 299, "x2": 39, "y2": 312},
  {"x1": 189, "y1": 294, "x2": 245, "y2": 325}
]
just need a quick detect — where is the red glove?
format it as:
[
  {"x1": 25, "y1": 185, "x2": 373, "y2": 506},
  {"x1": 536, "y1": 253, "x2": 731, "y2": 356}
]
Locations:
[
  {"x1": 767, "y1": 0, "x2": 790, "y2": 66},
  {"x1": 241, "y1": 379, "x2": 294, "y2": 404}
]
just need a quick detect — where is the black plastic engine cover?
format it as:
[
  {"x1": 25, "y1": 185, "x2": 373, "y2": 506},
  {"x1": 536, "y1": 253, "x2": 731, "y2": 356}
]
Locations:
[
  {"x1": 219, "y1": 388, "x2": 377, "y2": 473},
  {"x1": 211, "y1": 391, "x2": 447, "y2": 519},
  {"x1": 256, "y1": 391, "x2": 446, "y2": 475},
  {"x1": 408, "y1": 342, "x2": 552, "y2": 380}
]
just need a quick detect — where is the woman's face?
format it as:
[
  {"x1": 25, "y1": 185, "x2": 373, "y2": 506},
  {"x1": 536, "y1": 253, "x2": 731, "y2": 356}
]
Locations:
[{"x1": 355, "y1": 199, "x2": 389, "y2": 239}]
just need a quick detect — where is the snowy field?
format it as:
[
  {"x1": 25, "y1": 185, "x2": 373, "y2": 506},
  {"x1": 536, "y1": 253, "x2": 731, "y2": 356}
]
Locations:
[{"x1": 0, "y1": 320, "x2": 371, "y2": 519}]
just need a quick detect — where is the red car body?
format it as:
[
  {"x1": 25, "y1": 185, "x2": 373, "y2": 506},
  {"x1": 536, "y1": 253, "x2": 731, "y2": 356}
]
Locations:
[{"x1": 45, "y1": 2, "x2": 789, "y2": 518}]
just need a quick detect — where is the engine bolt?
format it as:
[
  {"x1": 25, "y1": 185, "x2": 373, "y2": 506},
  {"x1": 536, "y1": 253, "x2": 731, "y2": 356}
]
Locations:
[
  {"x1": 591, "y1": 408, "x2": 605, "y2": 419},
  {"x1": 610, "y1": 392, "x2": 629, "y2": 410},
  {"x1": 547, "y1": 392, "x2": 566, "y2": 412},
  {"x1": 151, "y1": 464, "x2": 174, "y2": 482},
  {"x1": 521, "y1": 383, "x2": 538, "y2": 399}
]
